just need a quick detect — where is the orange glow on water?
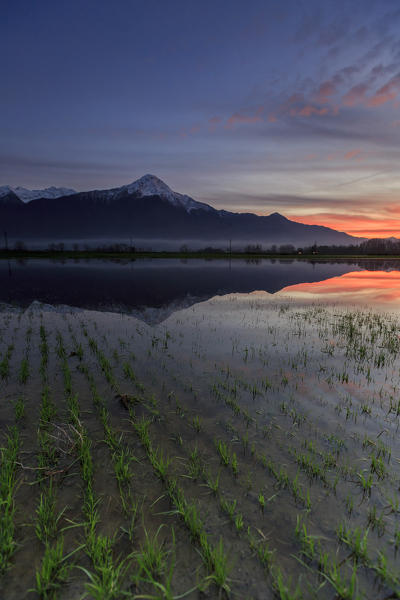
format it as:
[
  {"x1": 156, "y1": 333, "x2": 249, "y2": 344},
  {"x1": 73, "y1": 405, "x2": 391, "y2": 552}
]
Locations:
[{"x1": 280, "y1": 270, "x2": 400, "y2": 306}]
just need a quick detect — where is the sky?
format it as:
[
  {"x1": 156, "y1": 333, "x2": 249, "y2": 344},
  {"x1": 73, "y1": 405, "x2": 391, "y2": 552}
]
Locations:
[{"x1": 2, "y1": 0, "x2": 400, "y2": 238}]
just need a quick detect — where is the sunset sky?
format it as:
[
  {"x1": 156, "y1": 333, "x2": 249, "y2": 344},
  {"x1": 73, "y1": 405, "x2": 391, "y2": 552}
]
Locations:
[{"x1": 2, "y1": 0, "x2": 400, "y2": 238}]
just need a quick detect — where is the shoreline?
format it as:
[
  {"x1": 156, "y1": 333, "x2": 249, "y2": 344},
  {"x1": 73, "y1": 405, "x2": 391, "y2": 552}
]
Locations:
[{"x1": 2, "y1": 250, "x2": 400, "y2": 261}]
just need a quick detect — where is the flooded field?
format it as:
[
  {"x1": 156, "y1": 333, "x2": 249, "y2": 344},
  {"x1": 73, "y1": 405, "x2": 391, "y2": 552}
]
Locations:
[{"x1": 1, "y1": 258, "x2": 400, "y2": 599}]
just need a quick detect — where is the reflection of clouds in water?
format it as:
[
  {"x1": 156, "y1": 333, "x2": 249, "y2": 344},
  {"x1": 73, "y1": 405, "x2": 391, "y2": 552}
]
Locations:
[
  {"x1": 2, "y1": 259, "x2": 400, "y2": 321},
  {"x1": 279, "y1": 270, "x2": 400, "y2": 307}
]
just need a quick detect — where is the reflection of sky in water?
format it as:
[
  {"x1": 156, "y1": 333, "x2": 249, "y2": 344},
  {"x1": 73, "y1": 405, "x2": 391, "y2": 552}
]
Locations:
[
  {"x1": 277, "y1": 270, "x2": 400, "y2": 308},
  {"x1": 3, "y1": 259, "x2": 400, "y2": 320}
]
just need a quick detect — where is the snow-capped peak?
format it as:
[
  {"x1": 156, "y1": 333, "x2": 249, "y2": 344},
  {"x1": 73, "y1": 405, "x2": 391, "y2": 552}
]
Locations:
[
  {"x1": 124, "y1": 174, "x2": 176, "y2": 200},
  {"x1": 117, "y1": 174, "x2": 213, "y2": 213},
  {"x1": 0, "y1": 185, "x2": 76, "y2": 202}
]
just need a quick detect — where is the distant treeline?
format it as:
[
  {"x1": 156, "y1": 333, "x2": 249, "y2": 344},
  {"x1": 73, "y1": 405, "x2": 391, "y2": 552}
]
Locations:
[
  {"x1": 242, "y1": 239, "x2": 400, "y2": 255},
  {"x1": 4, "y1": 238, "x2": 400, "y2": 255}
]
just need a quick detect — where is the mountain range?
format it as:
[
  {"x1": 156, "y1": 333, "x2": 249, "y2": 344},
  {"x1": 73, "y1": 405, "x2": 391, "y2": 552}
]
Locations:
[{"x1": 0, "y1": 174, "x2": 364, "y2": 248}]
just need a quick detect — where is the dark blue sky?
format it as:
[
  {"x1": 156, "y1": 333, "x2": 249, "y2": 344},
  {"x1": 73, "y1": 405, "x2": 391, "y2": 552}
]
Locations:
[{"x1": 2, "y1": 0, "x2": 400, "y2": 236}]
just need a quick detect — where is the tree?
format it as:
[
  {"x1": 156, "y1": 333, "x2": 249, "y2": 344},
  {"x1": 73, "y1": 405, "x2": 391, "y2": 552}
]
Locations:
[{"x1": 279, "y1": 244, "x2": 295, "y2": 254}]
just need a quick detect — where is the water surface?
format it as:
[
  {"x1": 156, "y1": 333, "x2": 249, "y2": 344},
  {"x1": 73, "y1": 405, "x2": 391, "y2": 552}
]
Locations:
[
  {"x1": 2, "y1": 258, "x2": 400, "y2": 599},
  {"x1": 2, "y1": 257, "x2": 400, "y2": 320}
]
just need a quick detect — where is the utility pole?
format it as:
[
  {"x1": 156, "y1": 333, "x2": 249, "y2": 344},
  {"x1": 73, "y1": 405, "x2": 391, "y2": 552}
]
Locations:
[{"x1": 4, "y1": 231, "x2": 8, "y2": 251}]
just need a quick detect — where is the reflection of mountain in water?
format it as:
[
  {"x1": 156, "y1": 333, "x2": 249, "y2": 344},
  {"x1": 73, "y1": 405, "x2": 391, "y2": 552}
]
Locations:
[{"x1": 0, "y1": 258, "x2": 397, "y2": 325}]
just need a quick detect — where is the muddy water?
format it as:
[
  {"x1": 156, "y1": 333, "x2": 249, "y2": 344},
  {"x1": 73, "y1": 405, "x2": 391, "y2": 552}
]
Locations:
[{"x1": 1, "y1": 259, "x2": 400, "y2": 599}]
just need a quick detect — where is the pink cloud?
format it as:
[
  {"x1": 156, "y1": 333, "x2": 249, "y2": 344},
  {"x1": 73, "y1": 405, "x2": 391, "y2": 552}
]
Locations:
[
  {"x1": 225, "y1": 106, "x2": 264, "y2": 128},
  {"x1": 366, "y1": 76, "x2": 400, "y2": 107},
  {"x1": 289, "y1": 105, "x2": 329, "y2": 117},
  {"x1": 269, "y1": 87, "x2": 338, "y2": 121},
  {"x1": 300, "y1": 105, "x2": 329, "y2": 117},
  {"x1": 341, "y1": 75, "x2": 400, "y2": 109},
  {"x1": 344, "y1": 149, "x2": 362, "y2": 160},
  {"x1": 269, "y1": 69, "x2": 400, "y2": 127},
  {"x1": 314, "y1": 80, "x2": 336, "y2": 103},
  {"x1": 367, "y1": 92, "x2": 396, "y2": 107},
  {"x1": 342, "y1": 83, "x2": 368, "y2": 106}
]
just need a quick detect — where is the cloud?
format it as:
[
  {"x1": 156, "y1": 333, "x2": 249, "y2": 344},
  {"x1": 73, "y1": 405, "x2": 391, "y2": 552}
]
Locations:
[
  {"x1": 314, "y1": 80, "x2": 337, "y2": 103},
  {"x1": 0, "y1": 153, "x2": 118, "y2": 172},
  {"x1": 208, "y1": 116, "x2": 221, "y2": 131},
  {"x1": 292, "y1": 105, "x2": 329, "y2": 117},
  {"x1": 225, "y1": 107, "x2": 264, "y2": 128},
  {"x1": 268, "y1": 95, "x2": 336, "y2": 122},
  {"x1": 340, "y1": 72, "x2": 400, "y2": 109},
  {"x1": 206, "y1": 191, "x2": 383, "y2": 212},
  {"x1": 342, "y1": 83, "x2": 368, "y2": 106},
  {"x1": 267, "y1": 63, "x2": 400, "y2": 127},
  {"x1": 366, "y1": 74, "x2": 400, "y2": 107},
  {"x1": 205, "y1": 185, "x2": 400, "y2": 238},
  {"x1": 290, "y1": 212, "x2": 400, "y2": 237},
  {"x1": 344, "y1": 149, "x2": 362, "y2": 160}
]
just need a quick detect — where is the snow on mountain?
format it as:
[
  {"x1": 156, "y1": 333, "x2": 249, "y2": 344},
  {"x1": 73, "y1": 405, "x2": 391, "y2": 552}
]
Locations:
[
  {"x1": 0, "y1": 186, "x2": 15, "y2": 197},
  {"x1": 0, "y1": 176, "x2": 212, "y2": 213},
  {"x1": 0, "y1": 185, "x2": 76, "y2": 202},
  {"x1": 112, "y1": 174, "x2": 214, "y2": 213}
]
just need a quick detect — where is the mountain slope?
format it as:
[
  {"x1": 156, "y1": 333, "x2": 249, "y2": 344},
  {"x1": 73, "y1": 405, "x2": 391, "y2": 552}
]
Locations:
[{"x1": 0, "y1": 174, "x2": 363, "y2": 247}]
